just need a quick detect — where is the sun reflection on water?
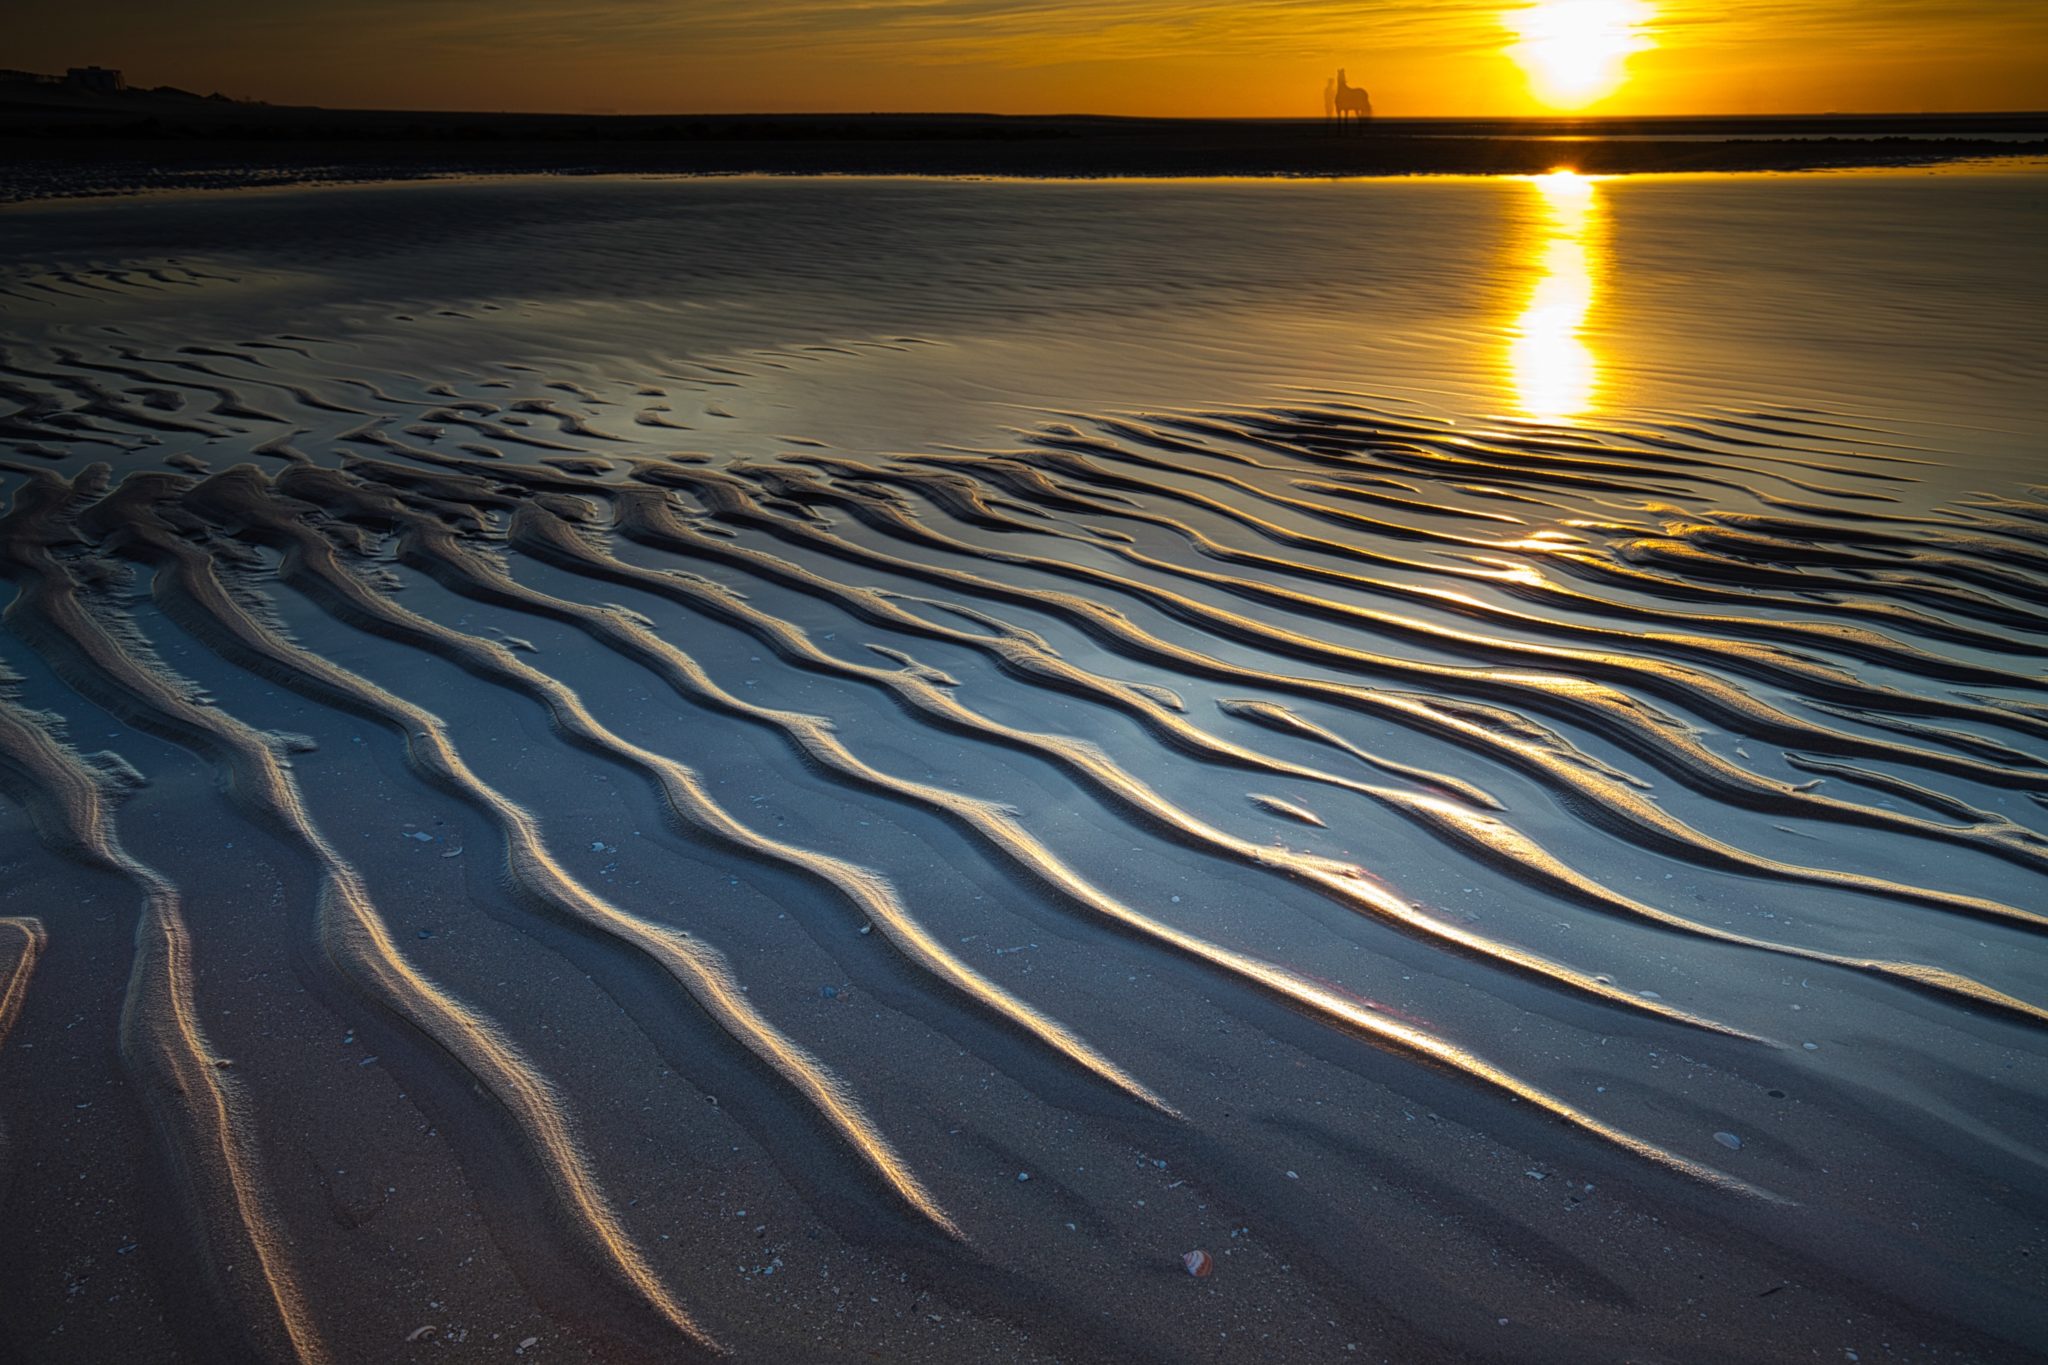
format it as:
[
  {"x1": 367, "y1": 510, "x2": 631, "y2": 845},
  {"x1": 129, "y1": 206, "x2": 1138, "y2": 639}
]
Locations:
[{"x1": 1508, "y1": 169, "x2": 1605, "y2": 423}]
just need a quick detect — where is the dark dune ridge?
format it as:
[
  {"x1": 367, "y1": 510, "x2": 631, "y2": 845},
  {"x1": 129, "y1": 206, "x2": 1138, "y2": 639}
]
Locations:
[
  {"x1": 1, "y1": 182, "x2": 2046, "y2": 1362},
  {"x1": 2, "y1": 90, "x2": 2046, "y2": 201}
]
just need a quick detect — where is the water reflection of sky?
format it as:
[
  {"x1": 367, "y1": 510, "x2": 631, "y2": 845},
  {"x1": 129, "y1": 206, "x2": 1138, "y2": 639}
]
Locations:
[
  {"x1": 7, "y1": 170, "x2": 2039, "y2": 492},
  {"x1": 1508, "y1": 170, "x2": 1603, "y2": 422}
]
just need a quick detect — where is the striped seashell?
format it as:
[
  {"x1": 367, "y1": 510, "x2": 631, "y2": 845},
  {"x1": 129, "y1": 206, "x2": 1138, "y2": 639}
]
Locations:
[{"x1": 1181, "y1": 1249, "x2": 1214, "y2": 1278}]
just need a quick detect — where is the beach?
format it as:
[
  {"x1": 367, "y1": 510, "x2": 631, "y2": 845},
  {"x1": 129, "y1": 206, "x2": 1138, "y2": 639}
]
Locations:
[{"x1": 0, "y1": 168, "x2": 2045, "y2": 1362}]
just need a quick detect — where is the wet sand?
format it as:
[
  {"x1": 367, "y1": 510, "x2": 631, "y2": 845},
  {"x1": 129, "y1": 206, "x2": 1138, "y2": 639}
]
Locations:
[{"x1": 0, "y1": 173, "x2": 2044, "y2": 1362}]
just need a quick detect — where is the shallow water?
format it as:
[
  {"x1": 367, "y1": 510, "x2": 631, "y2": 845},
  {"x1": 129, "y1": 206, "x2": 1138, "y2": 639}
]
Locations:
[{"x1": 0, "y1": 170, "x2": 2044, "y2": 1364}]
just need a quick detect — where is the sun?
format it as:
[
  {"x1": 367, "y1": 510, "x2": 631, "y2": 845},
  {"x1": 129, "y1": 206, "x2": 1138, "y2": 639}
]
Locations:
[{"x1": 1505, "y1": 1, "x2": 1655, "y2": 109}]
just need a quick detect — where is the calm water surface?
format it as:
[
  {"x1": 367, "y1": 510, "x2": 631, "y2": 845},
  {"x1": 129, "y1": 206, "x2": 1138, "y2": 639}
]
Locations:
[{"x1": 6, "y1": 168, "x2": 2042, "y2": 484}]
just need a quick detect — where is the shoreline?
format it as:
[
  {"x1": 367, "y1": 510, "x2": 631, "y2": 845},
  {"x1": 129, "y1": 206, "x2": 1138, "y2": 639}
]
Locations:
[
  {"x1": 4, "y1": 108, "x2": 2045, "y2": 204},
  {"x1": 6, "y1": 143, "x2": 2043, "y2": 207}
]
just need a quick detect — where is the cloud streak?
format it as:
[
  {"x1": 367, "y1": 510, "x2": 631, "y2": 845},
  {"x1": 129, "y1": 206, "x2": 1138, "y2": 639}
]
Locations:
[{"x1": 13, "y1": 0, "x2": 2046, "y2": 113}]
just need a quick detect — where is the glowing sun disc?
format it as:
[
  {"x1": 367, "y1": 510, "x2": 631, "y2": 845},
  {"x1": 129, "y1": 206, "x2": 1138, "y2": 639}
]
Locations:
[{"x1": 1506, "y1": 0, "x2": 1654, "y2": 108}]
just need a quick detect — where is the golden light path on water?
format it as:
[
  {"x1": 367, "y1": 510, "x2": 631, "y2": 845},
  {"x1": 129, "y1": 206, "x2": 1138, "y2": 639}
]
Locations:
[{"x1": 1508, "y1": 169, "x2": 1604, "y2": 422}]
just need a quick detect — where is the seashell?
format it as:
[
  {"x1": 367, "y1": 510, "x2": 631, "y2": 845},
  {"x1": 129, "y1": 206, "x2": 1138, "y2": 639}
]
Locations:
[{"x1": 1181, "y1": 1249, "x2": 1214, "y2": 1278}]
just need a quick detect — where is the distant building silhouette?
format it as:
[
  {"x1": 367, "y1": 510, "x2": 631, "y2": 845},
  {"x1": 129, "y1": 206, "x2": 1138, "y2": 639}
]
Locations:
[
  {"x1": 65, "y1": 66, "x2": 125, "y2": 93},
  {"x1": 0, "y1": 69, "x2": 61, "y2": 87}
]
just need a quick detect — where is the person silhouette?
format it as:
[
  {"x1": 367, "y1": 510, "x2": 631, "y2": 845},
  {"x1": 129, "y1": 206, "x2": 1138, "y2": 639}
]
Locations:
[{"x1": 1323, "y1": 75, "x2": 1336, "y2": 122}]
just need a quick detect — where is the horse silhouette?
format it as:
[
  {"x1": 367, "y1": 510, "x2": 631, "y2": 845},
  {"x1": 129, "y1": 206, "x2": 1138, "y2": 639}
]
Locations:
[{"x1": 1335, "y1": 68, "x2": 1373, "y2": 125}]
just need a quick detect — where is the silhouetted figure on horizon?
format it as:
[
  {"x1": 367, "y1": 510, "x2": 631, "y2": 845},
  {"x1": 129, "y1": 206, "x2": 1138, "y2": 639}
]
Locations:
[
  {"x1": 1335, "y1": 68, "x2": 1373, "y2": 127},
  {"x1": 1323, "y1": 76, "x2": 1336, "y2": 122}
]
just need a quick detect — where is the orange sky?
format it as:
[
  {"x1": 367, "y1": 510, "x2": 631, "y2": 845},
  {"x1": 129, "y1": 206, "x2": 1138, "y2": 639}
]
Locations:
[{"x1": 15, "y1": 1, "x2": 2047, "y2": 116}]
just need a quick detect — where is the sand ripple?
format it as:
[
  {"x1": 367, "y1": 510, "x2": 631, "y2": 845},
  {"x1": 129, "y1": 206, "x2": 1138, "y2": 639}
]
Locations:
[{"x1": 0, "y1": 225, "x2": 2045, "y2": 1360}]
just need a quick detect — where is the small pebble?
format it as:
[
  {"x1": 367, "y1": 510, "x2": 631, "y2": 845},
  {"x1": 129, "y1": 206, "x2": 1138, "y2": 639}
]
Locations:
[{"x1": 1714, "y1": 1131, "x2": 1743, "y2": 1150}]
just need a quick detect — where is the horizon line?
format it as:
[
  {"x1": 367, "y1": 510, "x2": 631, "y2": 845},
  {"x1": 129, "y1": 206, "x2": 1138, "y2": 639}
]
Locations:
[{"x1": 29, "y1": 95, "x2": 2045, "y2": 123}]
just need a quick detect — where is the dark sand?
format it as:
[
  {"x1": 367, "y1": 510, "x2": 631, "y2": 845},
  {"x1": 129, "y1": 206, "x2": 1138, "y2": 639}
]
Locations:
[{"x1": 2, "y1": 85, "x2": 2044, "y2": 200}]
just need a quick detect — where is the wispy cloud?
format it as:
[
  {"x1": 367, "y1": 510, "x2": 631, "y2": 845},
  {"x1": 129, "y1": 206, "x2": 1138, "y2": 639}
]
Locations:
[
  {"x1": 298, "y1": 0, "x2": 1513, "y2": 65},
  {"x1": 18, "y1": 0, "x2": 2047, "y2": 113},
  {"x1": 301, "y1": 0, "x2": 2047, "y2": 66}
]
